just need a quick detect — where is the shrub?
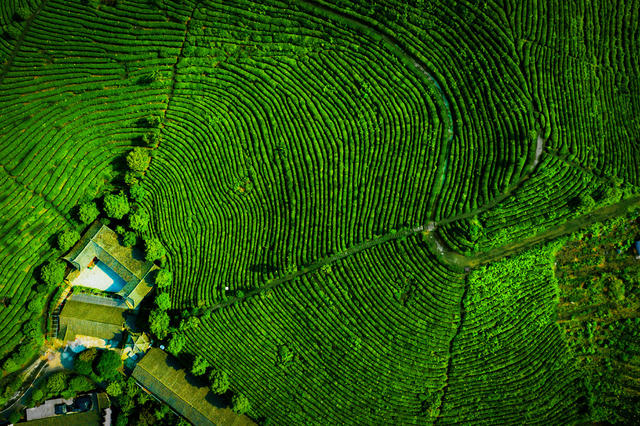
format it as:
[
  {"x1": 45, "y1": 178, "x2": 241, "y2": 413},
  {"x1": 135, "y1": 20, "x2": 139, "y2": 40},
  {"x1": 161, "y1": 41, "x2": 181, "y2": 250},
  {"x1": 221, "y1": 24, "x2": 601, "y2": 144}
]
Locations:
[
  {"x1": 126, "y1": 148, "x2": 151, "y2": 172},
  {"x1": 191, "y1": 355, "x2": 209, "y2": 376},
  {"x1": 106, "y1": 381, "x2": 123, "y2": 397},
  {"x1": 40, "y1": 260, "x2": 66, "y2": 287},
  {"x1": 155, "y1": 292, "x2": 171, "y2": 311},
  {"x1": 69, "y1": 376, "x2": 93, "y2": 393},
  {"x1": 129, "y1": 206, "x2": 150, "y2": 231},
  {"x1": 96, "y1": 350, "x2": 122, "y2": 379},
  {"x1": 149, "y1": 309, "x2": 170, "y2": 339},
  {"x1": 78, "y1": 202, "x2": 100, "y2": 224},
  {"x1": 167, "y1": 333, "x2": 185, "y2": 355},
  {"x1": 155, "y1": 269, "x2": 172, "y2": 289},
  {"x1": 209, "y1": 370, "x2": 230, "y2": 394},
  {"x1": 103, "y1": 192, "x2": 130, "y2": 219},
  {"x1": 57, "y1": 229, "x2": 80, "y2": 251},
  {"x1": 145, "y1": 237, "x2": 166, "y2": 261},
  {"x1": 142, "y1": 130, "x2": 162, "y2": 147},
  {"x1": 8, "y1": 411, "x2": 21, "y2": 424},
  {"x1": 46, "y1": 372, "x2": 67, "y2": 395},
  {"x1": 123, "y1": 231, "x2": 137, "y2": 247},
  {"x1": 232, "y1": 393, "x2": 251, "y2": 414},
  {"x1": 14, "y1": 6, "x2": 31, "y2": 20},
  {"x1": 30, "y1": 388, "x2": 44, "y2": 406},
  {"x1": 129, "y1": 183, "x2": 148, "y2": 202},
  {"x1": 27, "y1": 297, "x2": 46, "y2": 313}
]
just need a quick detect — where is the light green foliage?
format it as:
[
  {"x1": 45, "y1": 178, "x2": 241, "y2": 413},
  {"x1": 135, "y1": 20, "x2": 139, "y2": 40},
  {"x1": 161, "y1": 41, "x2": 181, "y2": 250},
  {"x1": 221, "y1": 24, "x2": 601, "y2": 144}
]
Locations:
[
  {"x1": 209, "y1": 370, "x2": 230, "y2": 395},
  {"x1": 155, "y1": 292, "x2": 171, "y2": 311},
  {"x1": 106, "y1": 381, "x2": 123, "y2": 397},
  {"x1": 46, "y1": 372, "x2": 67, "y2": 395},
  {"x1": 57, "y1": 229, "x2": 80, "y2": 252},
  {"x1": 145, "y1": 237, "x2": 165, "y2": 261},
  {"x1": 129, "y1": 206, "x2": 150, "y2": 231},
  {"x1": 123, "y1": 231, "x2": 137, "y2": 247},
  {"x1": 40, "y1": 260, "x2": 66, "y2": 287},
  {"x1": 191, "y1": 355, "x2": 209, "y2": 376},
  {"x1": 78, "y1": 202, "x2": 100, "y2": 224},
  {"x1": 103, "y1": 192, "x2": 131, "y2": 220},
  {"x1": 149, "y1": 309, "x2": 170, "y2": 339},
  {"x1": 167, "y1": 332, "x2": 185, "y2": 355},
  {"x1": 129, "y1": 183, "x2": 148, "y2": 202},
  {"x1": 232, "y1": 393, "x2": 251, "y2": 414},
  {"x1": 155, "y1": 269, "x2": 172, "y2": 289},
  {"x1": 126, "y1": 148, "x2": 151, "y2": 173}
]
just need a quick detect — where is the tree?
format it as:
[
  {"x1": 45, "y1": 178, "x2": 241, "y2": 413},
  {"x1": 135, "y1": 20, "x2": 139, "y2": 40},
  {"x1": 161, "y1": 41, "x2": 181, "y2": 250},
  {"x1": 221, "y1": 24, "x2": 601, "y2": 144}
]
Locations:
[
  {"x1": 232, "y1": 393, "x2": 251, "y2": 414},
  {"x1": 27, "y1": 297, "x2": 46, "y2": 313},
  {"x1": 123, "y1": 231, "x2": 137, "y2": 247},
  {"x1": 129, "y1": 183, "x2": 148, "y2": 202},
  {"x1": 57, "y1": 229, "x2": 80, "y2": 251},
  {"x1": 46, "y1": 372, "x2": 67, "y2": 395},
  {"x1": 155, "y1": 292, "x2": 171, "y2": 311},
  {"x1": 167, "y1": 333, "x2": 185, "y2": 355},
  {"x1": 209, "y1": 370, "x2": 230, "y2": 394},
  {"x1": 155, "y1": 269, "x2": 172, "y2": 289},
  {"x1": 129, "y1": 206, "x2": 149, "y2": 231},
  {"x1": 69, "y1": 376, "x2": 93, "y2": 393},
  {"x1": 149, "y1": 309, "x2": 170, "y2": 339},
  {"x1": 106, "y1": 381, "x2": 123, "y2": 397},
  {"x1": 40, "y1": 260, "x2": 66, "y2": 287},
  {"x1": 8, "y1": 411, "x2": 21, "y2": 424},
  {"x1": 30, "y1": 388, "x2": 44, "y2": 405},
  {"x1": 103, "y1": 192, "x2": 130, "y2": 220},
  {"x1": 126, "y1": 148, "x2": 151, "y2": 173},
  {"x1": 191, "y1": 355, "x2": 209, "y2": 376},
  {"x1": 145, "y1": 237, "x2": 165, "y2": 261},
  {"x1": 78, "y1": 201, "x2": 99, "y2": 224},
  {"x1": 96, "y1": 350, "x2": 122, "y2": 379}
]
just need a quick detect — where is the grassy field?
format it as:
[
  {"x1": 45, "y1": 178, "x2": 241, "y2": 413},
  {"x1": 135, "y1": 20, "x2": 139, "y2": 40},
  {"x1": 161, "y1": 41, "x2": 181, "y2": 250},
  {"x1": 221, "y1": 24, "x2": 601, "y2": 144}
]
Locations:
[{"x1": 1, "y1": 0, "x2": 639, "y2": 423}]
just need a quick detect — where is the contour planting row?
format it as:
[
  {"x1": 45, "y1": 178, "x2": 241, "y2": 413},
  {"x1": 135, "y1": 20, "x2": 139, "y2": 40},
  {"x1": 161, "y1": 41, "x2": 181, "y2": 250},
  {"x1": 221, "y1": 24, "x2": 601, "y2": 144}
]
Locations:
[
  {"x1": 0, "y1": 0, "x2": 185, "y2": 211},
  {"x1": 0, "y1": 175, "x2": 68, "y2": 359},
  {"x1": 0, "y1": 0, "x2": 185, "y2": 360},
  {"x1": 438, "y1": 155, "x2": 611, "y2": 253},
  {"x1": 514, "y1": 0, "x2": 640, "y2": 185},
  {"x1": 437, "y1": 245, "x2": 587, "y2": 424},
  {"x1": 182, "y1": 236, "x2": 465, "y2": 424},
  {"x1": 304, "y1": 0, "x2": 536, "y2": 219},
  {"x1": 145, "y1": 0, "x2": 449, "y2": 307}
]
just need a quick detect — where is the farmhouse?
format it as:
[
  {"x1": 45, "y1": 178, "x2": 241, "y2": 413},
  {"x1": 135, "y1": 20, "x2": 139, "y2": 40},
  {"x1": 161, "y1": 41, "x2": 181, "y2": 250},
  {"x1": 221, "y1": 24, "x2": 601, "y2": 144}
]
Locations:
[
  {"x1": 57, "y1": 297, "x2": 129, "y2": 347},
  {"x1": 64, "y1": 222, "x2": 158, "y2": 309},
  {"x1": 132, "y1": 348, "x2": 255, "y2": 426}
]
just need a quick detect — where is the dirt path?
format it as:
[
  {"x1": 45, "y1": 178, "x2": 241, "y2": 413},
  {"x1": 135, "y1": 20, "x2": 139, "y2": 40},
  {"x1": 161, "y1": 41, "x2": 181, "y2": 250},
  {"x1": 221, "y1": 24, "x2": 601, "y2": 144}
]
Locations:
[
  {"x1": 427, "y1": 195, "x2": 640, "y2": 269},
  {"x1": 533, "y1": 134, "x2": 544, "y2": 167}
]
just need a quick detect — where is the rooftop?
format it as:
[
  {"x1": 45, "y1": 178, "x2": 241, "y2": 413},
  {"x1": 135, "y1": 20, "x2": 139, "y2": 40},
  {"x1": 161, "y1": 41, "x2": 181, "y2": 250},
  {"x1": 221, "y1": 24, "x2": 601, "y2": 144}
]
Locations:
[
  {"x1": 132, "y1": 349, "x2": 255, "y2": 426},
  {"x1": 58, "y1": 298, "x2": 128, "y2": 342}
]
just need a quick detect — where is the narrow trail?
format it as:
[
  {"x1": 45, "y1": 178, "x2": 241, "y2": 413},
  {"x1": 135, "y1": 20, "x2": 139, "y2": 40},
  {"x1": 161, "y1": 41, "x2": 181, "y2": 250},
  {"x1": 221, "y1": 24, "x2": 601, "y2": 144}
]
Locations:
[
  {"x1": 0, "y1": 359, "x2": 47, "y2": 417},
  {"x1": 426, "y1": 195, "x2": 640, "y2": 269},
  {"x1": 193, "y1": 5, "x2": 639, "y2": 318}
]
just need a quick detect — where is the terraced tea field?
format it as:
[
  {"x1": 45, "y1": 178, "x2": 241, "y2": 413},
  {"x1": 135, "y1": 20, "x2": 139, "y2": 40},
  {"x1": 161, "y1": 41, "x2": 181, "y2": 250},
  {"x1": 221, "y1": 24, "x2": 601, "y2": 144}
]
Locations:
[{"x1": 1, "y1": 0, "x2": 639, "y2": 424}]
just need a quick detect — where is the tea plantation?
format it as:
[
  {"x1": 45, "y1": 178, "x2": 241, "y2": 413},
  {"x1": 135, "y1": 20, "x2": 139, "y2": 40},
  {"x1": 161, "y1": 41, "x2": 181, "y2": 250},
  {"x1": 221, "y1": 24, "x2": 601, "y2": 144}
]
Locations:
[{"x1": 0, "y1": 0, "x2": 639, "y2": 424}]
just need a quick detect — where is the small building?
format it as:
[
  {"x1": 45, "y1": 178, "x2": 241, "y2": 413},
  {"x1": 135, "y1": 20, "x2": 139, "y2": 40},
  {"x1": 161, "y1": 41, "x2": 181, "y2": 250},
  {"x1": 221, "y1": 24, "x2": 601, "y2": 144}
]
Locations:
[
  {"x1": 57, "y1": 298, "x2": 129, "y2": 348},
  {"x1": 132, "y1": 349, "x2": 255, "y2": 426},
  {"x1": 23, "y1": 392, "x2": 110, "y2": 425},
  {"x1": 64, "y1": 222, "x2": 158, "y2": 309},
  {"x1": 122, "y1": 332, "x2": 152, "y2": 361},
  {"x1": 635, "y1": 241, "x2": 640, "y2": 260}
]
